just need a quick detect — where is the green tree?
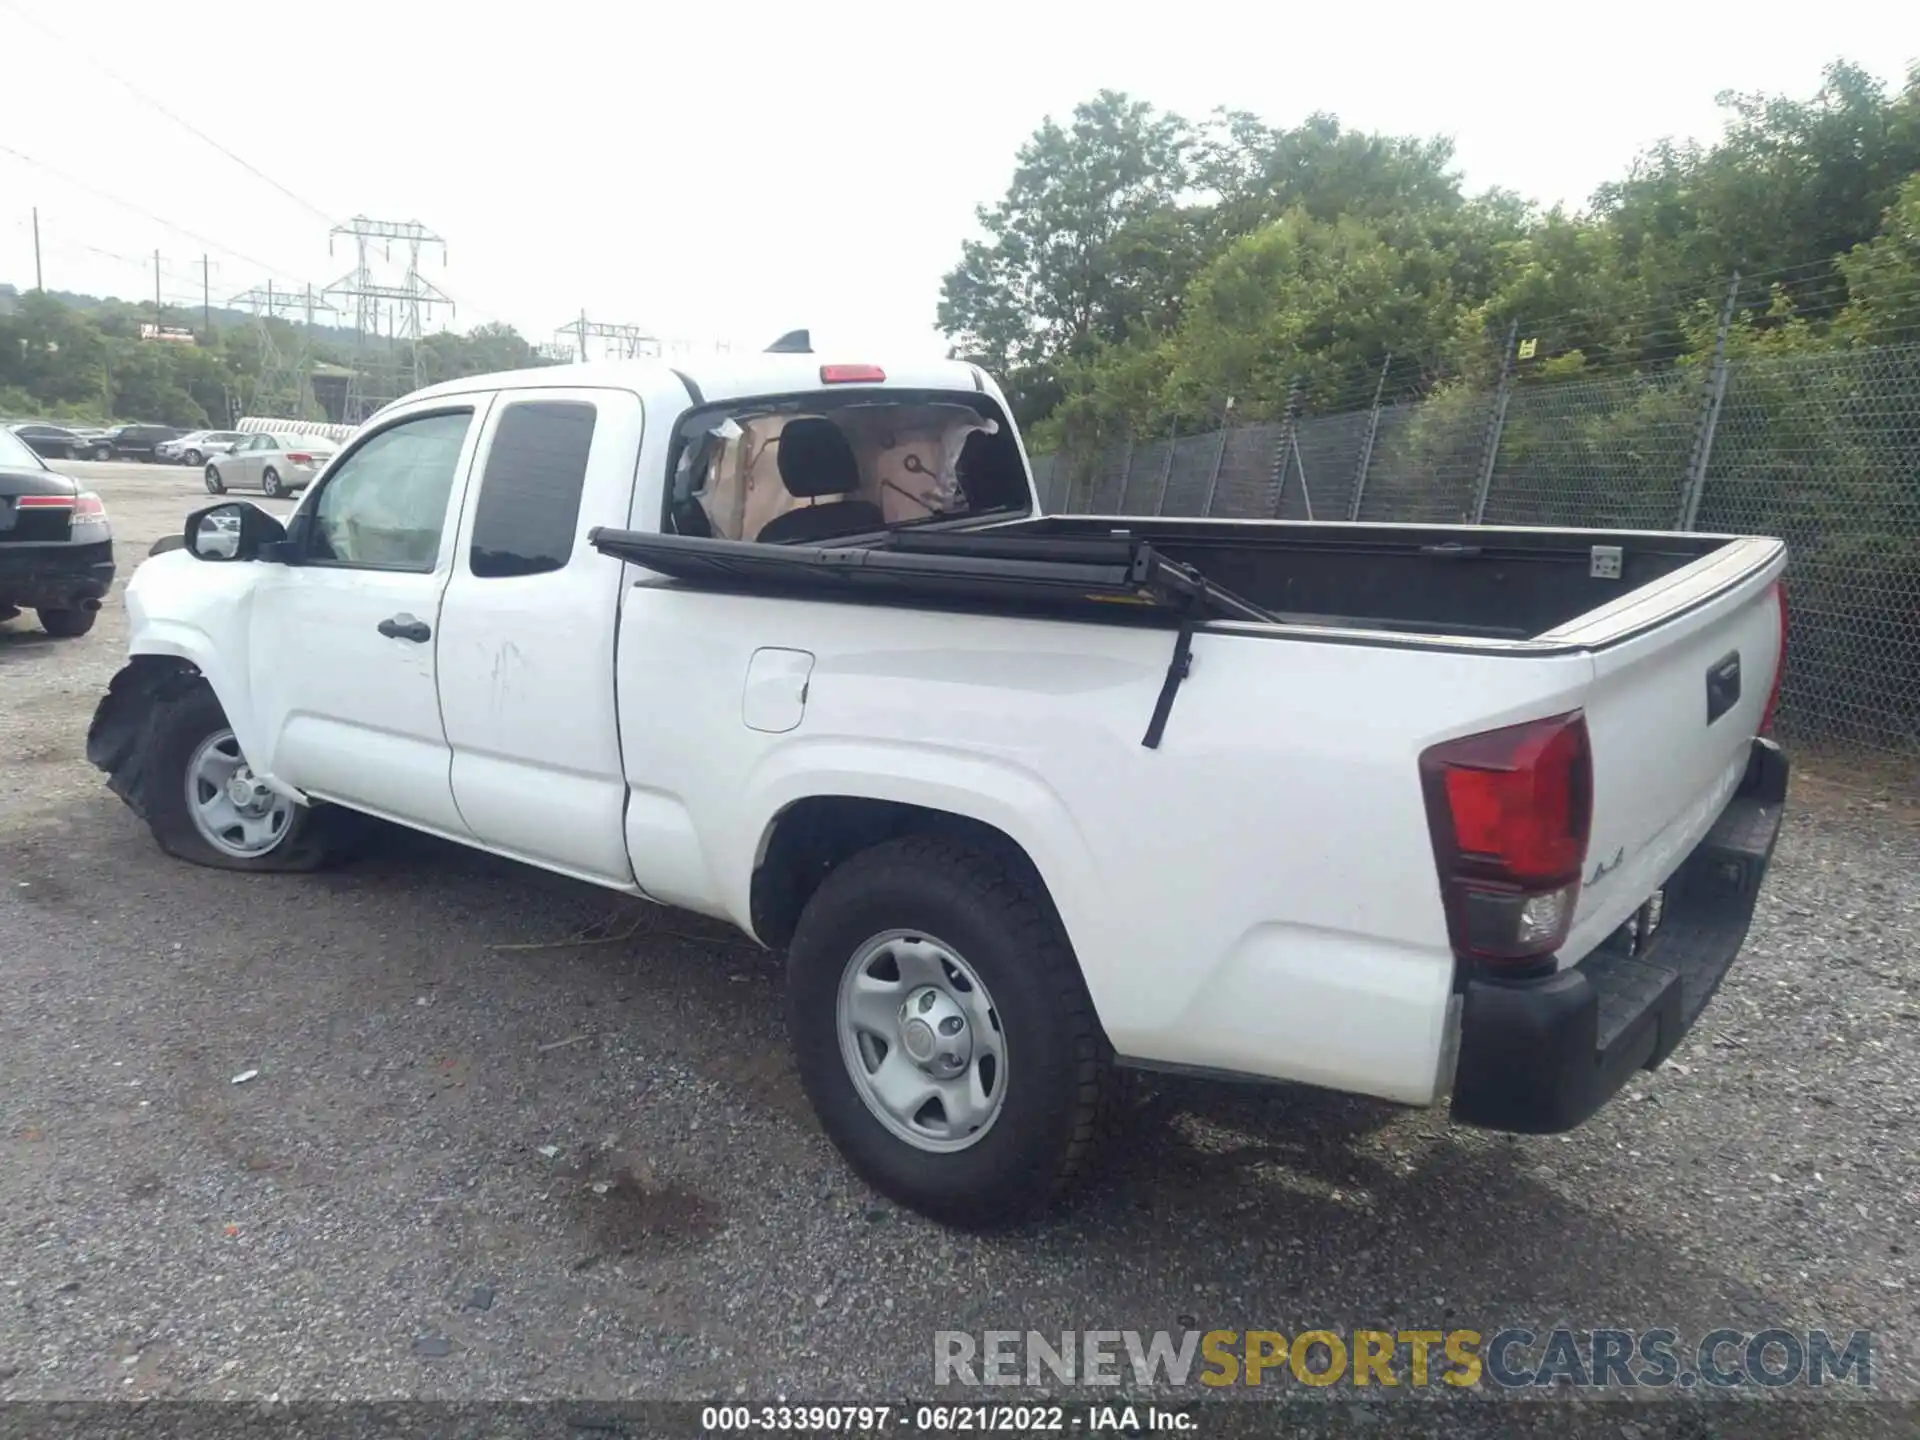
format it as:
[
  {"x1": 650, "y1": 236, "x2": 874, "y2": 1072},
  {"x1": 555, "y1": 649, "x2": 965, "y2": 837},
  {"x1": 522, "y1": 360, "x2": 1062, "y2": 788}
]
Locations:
[
  {"x1": 1160, "y1": 209, "x2": 1467, "y2": 419},
  {"x1": 1834, "y1": 172, "x2": 1920, "y2": 346},
  {"x1": 937, "y1": 90, "x2": 1198, "y2": 420}
]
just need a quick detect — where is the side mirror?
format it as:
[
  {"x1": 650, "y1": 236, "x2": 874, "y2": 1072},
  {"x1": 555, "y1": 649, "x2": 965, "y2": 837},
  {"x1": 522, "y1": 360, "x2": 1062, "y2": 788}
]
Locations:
[{"x1": 184, "y1": 500, "x2": 287, "y2": 563}]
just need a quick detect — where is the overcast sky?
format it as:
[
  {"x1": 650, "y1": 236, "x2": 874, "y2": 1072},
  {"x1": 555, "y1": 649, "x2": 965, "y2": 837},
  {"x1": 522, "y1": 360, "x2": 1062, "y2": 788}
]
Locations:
[{"x1": 3, "y1": 0, "x2": 1915, "y2": 362}]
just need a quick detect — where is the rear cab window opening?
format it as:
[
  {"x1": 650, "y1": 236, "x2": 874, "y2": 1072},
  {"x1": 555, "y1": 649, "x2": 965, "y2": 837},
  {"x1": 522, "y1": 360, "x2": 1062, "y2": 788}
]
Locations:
[{"x1": 664, "y1": 388, "x2": 1031, "y2": 544}]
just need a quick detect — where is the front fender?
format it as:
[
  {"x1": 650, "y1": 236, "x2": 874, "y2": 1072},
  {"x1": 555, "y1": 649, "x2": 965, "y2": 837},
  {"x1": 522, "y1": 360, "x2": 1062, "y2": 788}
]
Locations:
[{"x1": 121, "y1": 550, "x2": 269, "y2": 764}]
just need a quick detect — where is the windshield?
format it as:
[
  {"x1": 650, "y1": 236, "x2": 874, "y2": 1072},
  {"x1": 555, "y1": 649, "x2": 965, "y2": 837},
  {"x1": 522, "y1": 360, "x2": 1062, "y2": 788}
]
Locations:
[
  {"x1": 667, "y1": 391, "x2": 1030, "y2": 545},
  {"x1": 0, "y1": 428, "x2": 48, "y2": 470}
]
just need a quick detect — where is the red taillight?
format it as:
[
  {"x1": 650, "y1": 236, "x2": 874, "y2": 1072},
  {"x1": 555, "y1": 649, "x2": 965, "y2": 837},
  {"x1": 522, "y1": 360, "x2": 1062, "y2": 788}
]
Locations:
[
  {"x1": 15, "y1": 494, "x2": 74, "y2": 509},
  {"x1": 1420, "y1": 712, "x2": 1593, "y2": 966},
  {"x1": 1759, "y1": 581, "x2": 1788, "y2": 737},
  {"x1": 820, "y1": 364, "x2": 885, "y2": 384},
  {"x1": 72, "y1": 492, "x2": 106, "y2": 519},
  {"x1": 286, "y1": 452, "x2": 314, "y2": 464}
]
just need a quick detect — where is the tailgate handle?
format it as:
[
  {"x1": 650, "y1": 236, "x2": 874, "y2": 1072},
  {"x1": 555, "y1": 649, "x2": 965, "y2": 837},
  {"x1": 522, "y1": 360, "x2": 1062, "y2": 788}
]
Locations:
[{"x1": 1706, "y1": 650, "x2": 1742, "y2": 725}]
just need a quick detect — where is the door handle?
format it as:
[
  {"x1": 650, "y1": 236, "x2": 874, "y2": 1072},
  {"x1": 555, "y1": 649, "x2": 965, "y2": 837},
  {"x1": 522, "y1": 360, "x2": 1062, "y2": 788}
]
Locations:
[{"x1": 377, "y1": 615, "x2": 432, "y2": 643}]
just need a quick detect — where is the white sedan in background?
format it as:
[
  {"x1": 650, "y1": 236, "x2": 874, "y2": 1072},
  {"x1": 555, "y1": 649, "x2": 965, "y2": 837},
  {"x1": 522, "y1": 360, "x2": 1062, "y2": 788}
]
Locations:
[
  {"x1": 203, "y1": 432, "x2": 338, "y2": 498},
  {"x1": 158, "y1": 430, "x2": 246, "y2": 467}
]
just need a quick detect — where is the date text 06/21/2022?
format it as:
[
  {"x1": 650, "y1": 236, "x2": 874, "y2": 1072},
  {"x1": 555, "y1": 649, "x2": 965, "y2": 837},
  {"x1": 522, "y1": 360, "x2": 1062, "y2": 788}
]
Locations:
[{"x1": 700, "y1": 1404, "x2": 1195, "y2": 1433}]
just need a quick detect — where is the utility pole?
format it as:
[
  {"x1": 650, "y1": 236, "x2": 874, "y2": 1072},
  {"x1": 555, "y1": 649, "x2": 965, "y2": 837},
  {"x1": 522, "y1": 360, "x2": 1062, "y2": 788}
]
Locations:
[
  {"x1": 201, "y1": 255, "x2": 212, "y2": 339},
  {"x1": 32, "y1": 207, "x2": 43, "y2": 291},
  {"x1": 153, "y1": 249, "x2": 163, "y2": 320}
]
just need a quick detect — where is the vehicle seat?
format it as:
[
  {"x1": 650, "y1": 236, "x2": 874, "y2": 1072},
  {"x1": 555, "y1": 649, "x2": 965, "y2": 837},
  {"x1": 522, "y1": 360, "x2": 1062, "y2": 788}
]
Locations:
[{"x1": 755, "y1": 418, "x2": 884, "y2": 544}]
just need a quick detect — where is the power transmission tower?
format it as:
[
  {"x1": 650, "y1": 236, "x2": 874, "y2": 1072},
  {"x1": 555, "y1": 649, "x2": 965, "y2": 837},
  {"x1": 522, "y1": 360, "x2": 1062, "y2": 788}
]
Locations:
[
  {"x1": 323, "y1": 216, "x2": 454, "y2": 421},
  {"x1": 554, "y1": 313, "x2": 661, "y2": 362},
  {"x1": 664, "y1": 336, "x2": 734, "y2": 360},
  {"x1": 231, "y1": 280, "x2": 340, "y2": 421}
]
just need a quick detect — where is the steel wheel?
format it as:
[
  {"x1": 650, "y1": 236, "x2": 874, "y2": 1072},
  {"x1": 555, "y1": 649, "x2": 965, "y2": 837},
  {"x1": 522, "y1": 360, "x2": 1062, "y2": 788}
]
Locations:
[
  {"x1": 836, "y1": 930, "x2": 1007, "y2": 1153},
  {"x1": 184, "y1": 729, "x2": 296, "y2": 859}
]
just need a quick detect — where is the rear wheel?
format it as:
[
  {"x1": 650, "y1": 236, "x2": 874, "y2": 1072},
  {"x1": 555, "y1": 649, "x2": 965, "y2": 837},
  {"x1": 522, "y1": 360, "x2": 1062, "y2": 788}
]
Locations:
[
  {"x1": 37, "y1": 606, "x2": 96, "y2": 638},
  {"x1": 261, "y1": 468, "x2": 283, "y2": 497},
  {"x1": 204, "y1": 464, "x2": 225, "y2": 494},
  {"x1": 787, "y1": 834, "x2": 1118, "y2": 1228}
]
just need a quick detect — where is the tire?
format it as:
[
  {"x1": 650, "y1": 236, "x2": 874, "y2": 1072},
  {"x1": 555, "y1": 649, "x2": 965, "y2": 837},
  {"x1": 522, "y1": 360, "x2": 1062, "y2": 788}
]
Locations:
[
  {"x1": 37, "y1": 606, "x2": 97, "y2": 638},
  {"x1": 261, "y1": 468, "x2": 283, "y2": 498},
  {"x1": 117, "y1": 679, "x2": 344, "y2": 872},
  {"x1": 91, "y1": 445, "x2": 112, "y2": 461},
  {"x1": 182, "y1": 449, "x2": 203, "y2": 467},
  {"x1": 787, "y1": 833, "x2": 1118, "y2": 1229},
  {"x1": 204, "y1": 464, "x2": 225, "y2": 494}
]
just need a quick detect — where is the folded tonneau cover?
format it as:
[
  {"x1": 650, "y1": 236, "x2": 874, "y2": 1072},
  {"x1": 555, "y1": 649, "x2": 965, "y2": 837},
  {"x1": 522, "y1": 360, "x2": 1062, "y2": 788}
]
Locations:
[{"x1": 587, "y1": 527, "x2": 1276, "y2": 625}]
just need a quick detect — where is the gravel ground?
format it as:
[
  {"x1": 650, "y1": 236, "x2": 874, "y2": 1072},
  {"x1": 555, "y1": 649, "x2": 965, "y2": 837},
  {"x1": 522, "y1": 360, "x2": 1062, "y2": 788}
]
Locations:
[{"x1": 1, "y1": 462, "x2": 1916, "y2": 1431}]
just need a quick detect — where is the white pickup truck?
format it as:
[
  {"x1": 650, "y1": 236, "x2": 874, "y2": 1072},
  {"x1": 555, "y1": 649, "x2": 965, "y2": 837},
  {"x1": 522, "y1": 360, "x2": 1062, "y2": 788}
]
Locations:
[{"x1": 87, "y1": 347, "x2": 1790, "y2": 1228}]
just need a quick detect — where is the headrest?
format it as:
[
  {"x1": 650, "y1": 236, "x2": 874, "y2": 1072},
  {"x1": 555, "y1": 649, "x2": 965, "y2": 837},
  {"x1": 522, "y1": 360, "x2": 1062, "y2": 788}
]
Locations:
[{"x1": 776, "y1": 418, "x2": 860, "y2": 499}]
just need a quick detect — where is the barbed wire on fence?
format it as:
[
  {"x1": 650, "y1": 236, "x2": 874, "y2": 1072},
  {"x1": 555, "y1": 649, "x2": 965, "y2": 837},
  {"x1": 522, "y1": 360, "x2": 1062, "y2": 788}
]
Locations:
[{"x1": 1031, "y1": 281, "x2": 1920, "y2": 759}]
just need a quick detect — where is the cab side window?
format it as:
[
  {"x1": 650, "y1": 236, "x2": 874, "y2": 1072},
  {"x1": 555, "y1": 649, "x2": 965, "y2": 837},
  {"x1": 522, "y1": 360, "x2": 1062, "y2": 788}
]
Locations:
[
  {"x1": 306, "y1": 410, "x2": 473, "y2": 571},
  {"x1": 469, "y1": 401, "x2": 597, "y2": 578}
]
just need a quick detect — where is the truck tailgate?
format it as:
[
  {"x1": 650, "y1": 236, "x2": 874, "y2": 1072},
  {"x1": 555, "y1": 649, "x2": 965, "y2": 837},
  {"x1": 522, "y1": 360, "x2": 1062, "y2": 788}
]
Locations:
[{"x1": 1551, "y1": 540, "x2": 1788, "y2": 965}]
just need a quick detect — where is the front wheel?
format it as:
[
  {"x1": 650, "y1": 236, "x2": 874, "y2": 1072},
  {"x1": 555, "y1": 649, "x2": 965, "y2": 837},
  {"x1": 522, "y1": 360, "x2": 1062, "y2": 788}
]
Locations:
[
  {"x1": 261, "y1": 468, "x2": 283, "y2": 497},
  {"x1": 787, "y1": 834, "x2": 1118, "y2": 1229},
  {"x1": 182, "y1": 449, "x2": 203, "y2": 467},
  {"x1": 91, "y1": 445, "x2": 112, "y2": 460},
  {"x1": 117, "y1": 681, "x2": 347, "y2": 872},
  {"x1": 37, "y1": 606, "x2": 96, "y2": 638},
  {"x1": 204, "y1": 464, "x2": 225, "y2": 494}
]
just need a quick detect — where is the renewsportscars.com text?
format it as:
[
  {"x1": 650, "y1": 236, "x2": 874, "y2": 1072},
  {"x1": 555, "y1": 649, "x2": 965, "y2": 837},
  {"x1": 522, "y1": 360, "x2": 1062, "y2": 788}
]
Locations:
[{"x1": 934, "y1": 1327, "x2": 1873, "y2": 1390}]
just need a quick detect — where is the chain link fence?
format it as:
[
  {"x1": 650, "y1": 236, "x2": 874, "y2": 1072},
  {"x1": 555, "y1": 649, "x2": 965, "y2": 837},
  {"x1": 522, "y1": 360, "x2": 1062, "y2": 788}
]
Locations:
[{"x1": 1032, "y1": 338, "x2": 1920, "y2": 758}]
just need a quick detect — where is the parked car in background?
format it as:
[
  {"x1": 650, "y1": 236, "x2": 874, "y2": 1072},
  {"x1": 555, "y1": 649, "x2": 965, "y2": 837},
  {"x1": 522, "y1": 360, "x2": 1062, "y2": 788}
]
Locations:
[
  {"x1": 204, "y1": 432, "x2": 338, "y2": 497},
  {"x1": 9, "y1": 423, "x2": 84, "y2": 461},
  {"x1": 67, "y1": 426, "x2": 114, "y2": 459},
  {"x1": 101, "y1": 424, "x2": 185, "y2": 462},
  {"x1": 0, "y1": 423, "x2": 114, "y2": 637},
  {"x1": 157, "y1": 430, "x2": 246, "y2": 467}
]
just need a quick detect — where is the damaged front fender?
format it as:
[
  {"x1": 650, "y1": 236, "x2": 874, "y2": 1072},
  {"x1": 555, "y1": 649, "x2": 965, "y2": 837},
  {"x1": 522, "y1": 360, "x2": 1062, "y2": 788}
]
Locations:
[{"x1": 86, "y1": 657, "x2": 201, "y2": 819}]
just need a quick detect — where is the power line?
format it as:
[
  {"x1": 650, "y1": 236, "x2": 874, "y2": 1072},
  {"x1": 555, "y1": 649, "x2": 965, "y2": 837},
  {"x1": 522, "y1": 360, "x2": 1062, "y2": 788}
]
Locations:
[
  {"x1": 0, "y1": 0, "x2": 340, "y2": 230},
  {"x1": 0, "y1": 142, "x2": 296, "y2": 278}
]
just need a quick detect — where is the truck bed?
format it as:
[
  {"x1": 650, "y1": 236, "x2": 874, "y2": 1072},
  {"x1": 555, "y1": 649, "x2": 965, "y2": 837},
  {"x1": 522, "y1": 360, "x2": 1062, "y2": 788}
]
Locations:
[
  {"x1": 998, "y1": 514, "x2": 1735, "y2": 641},
  {"x1": 591, "y1": 513, "x2": 1762, "y2": 647}
]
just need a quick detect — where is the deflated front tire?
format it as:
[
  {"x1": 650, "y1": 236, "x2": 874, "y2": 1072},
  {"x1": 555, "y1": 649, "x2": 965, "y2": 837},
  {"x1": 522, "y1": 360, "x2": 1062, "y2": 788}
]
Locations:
[{"x1": 88, "y1": 664, "x2": 359, "y2": 872}]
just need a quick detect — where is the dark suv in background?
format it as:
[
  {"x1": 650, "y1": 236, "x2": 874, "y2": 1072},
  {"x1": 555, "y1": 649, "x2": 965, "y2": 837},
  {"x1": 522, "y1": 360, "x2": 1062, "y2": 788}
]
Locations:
[{"x1": 101, "y1": 424, "x2": 183, "y2": 461}]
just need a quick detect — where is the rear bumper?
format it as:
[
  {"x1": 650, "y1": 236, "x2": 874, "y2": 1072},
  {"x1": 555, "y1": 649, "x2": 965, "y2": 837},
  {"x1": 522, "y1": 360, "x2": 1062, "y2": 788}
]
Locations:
[
  {"x1": 1449, "y1": 737, "x2": 1788, "y2": 1134},
  {"x1": 0, "y1": 542, "x2": 117, "y2": 609}
]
